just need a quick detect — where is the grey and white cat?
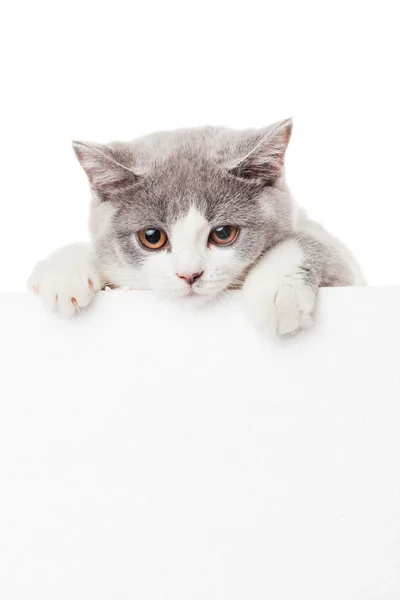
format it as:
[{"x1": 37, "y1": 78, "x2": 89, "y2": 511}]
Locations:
[{"x1": 27, "y1": 119, "x2": 364, "y2": 334}]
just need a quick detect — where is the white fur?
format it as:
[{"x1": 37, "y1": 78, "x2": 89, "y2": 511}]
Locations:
[
  {"x1": 89, "y1": 198, "x2": 117, "y2": 239},
  {"x1": 28, "y1": 210, "x2": 363, "y2": 332},
  {"x1": 28, "y1": 208, "x2": 361, "y2": 329},
  {"x1": 243, "y1": 239, "x2": 316, "y2": 335},
  {"x1": 28, "y1": 207, "x2": 246, "y2": 311},
  {"x1": 170, "y1": 207, "x2": 208, "y2": 277},
  {"x1": 140, "y1": 207, "x2": 245, "y2": 300}
]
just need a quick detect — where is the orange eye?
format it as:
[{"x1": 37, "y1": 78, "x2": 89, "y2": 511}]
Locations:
[
  {"x1": 138, "y1": 228, "x2": 168, "y2": 250},
  {"x1": 209, "y1": 226, "x2": 238, "y2": 246}
]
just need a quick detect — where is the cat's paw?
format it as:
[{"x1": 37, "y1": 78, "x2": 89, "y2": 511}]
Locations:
[
  {"x1": 27, "y1": 243, "x2": 103, "y2": 317},
  {"x1": 243, "y1": 274, "x2": 317, "y2": 336}
]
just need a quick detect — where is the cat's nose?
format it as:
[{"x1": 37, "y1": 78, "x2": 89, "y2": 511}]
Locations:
[{"x1": 177, "y1": 271, "x2": 204, "y2": 285}]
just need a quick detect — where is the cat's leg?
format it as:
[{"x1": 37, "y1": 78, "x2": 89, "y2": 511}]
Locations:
[
  {"x1": 243, "y1": 233, "x2": 360, "y2": 335},
  {"x1": 27, "y1": 242, "x2": 105, "y2": 316}
]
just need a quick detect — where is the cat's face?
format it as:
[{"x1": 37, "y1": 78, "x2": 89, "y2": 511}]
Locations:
[{"x1": 73, "y1": 120, "x2": 294, "y2": 302}]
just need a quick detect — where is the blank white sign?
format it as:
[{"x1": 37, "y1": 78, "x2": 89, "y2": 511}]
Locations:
[{"x1": 1, "y1": 288, "x2": 399, "y2": 599}]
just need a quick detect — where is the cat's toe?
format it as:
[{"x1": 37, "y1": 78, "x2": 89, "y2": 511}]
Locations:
[
  {"x1": 55, "y1": 278, "x2": 97, "y2": 317},
  {"x1": 244, "y1": 275, "x2": 317, "y2": 336},
  {"x1": 27, "y1": 243, "x2": 104, "y2": 316},
  {"x1": 28, "y1": 258, "x2": 102, "y2": 317},
  {"x1": 274, "y1": 282, "x2": 316, "y2": 335}
]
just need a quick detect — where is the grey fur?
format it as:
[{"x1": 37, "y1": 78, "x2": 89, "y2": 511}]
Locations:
[{"x1": 72, "y1": 118, "x2": 363, "y2": 299}]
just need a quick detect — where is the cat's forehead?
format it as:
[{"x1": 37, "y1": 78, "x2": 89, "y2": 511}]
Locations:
[
  {"x1": 117, "y1": 144, "x2": 264, "y2": 228},
  {"x1": 169, "y1": 205, "x2": 210, "y2": 249},
  {"x1": 117, "y1": 164, "x2": 262, "y2": 230}
]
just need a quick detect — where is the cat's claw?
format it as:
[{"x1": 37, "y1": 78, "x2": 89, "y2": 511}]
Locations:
[{"x1": 27, "y1": 242, "x2": 103, "y2": 317}]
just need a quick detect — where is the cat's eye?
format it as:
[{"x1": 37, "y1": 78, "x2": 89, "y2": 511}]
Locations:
[
  {"x1": 209, "y1": 226, "x2": 238, "y2": 246},
  {"x1": 138, "y1": 228, "x2": 168, "y2": 250}
]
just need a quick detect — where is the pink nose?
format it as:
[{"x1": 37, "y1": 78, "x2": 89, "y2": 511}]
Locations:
[{"x1": 177, "y1": 271, "x2": 204, "y2": 285}]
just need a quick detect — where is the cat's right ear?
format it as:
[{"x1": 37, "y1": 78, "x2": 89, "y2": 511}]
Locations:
[
  {"x1": 227, "y1": 119, "x2": 293, "y2": 185},
  {"x1": 72, "y1": 141, "x2": 143, "y2": 200}
]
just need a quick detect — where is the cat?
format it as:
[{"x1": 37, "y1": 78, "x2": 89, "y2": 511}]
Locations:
[{"x1": 27, "y1": 118, "x2": 364, "y2": 335}]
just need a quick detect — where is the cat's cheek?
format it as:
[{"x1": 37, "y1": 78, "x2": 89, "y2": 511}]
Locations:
[
  {"x1": 197, "y1": 247, "x2": 242, "y2": 294},
  {"x1": 208, "y1": 245, "x2": 247, "y2": 278}
]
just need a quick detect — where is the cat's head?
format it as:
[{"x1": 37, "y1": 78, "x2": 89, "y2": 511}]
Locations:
[{"x1": 73, "y1": 119, "x2": 294, "y2": 302}]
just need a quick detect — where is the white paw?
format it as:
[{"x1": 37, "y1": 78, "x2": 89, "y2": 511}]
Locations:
[
  {"x1": 243, "y1": 274, "x2": 317, "y2": 335},
  {"x1": 27, "y1": 243, "x2": 103, "y2": 317}
]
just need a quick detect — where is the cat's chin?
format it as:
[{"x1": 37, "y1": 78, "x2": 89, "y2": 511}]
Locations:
[
  {"x1": 177, "y1": 294, "x2": 218, "y2": 310},
  {"x1": 157, "y1": 288, "x2": 221, "y2": 308},
  {"x1": 186, "y1": 291, "x2": 215, "y2": 304},
  {"x1": 179, "y1": 290, "x2": 213, "y2": 303}
]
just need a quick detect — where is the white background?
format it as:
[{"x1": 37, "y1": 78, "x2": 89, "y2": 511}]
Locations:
[{"x1": 1, "y1": 0, "x2": 399, "y2": 292}]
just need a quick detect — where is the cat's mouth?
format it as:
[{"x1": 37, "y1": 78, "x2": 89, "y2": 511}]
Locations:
[
  {"x1": 181, "y1": 284, "x2": 217, "y2": 301},
  {"x1": 184, "y1": 288, "x2": 201, "y2": 299},
  {"x1": 188, "y1": 287, "x2": 200, "y2": 296},
  {"x1": 184, "y1": 286, "x2": 224, "y2": 302}
]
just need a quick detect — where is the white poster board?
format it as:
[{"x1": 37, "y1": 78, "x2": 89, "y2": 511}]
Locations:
[{"x1": 1, "y1": 288, "x2": 399, "y2": 599}]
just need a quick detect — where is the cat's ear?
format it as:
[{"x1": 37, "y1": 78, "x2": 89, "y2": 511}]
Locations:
[
  {"x1": 72, "y1": 141, "x2": 142, "y2": 199},
  {"x1": 228, "y1": 118, "x2": 292, "y2": 184}
]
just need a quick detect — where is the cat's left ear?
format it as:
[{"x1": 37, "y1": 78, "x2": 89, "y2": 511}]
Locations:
[
  {"x1": 72, "y1": 140, "x2": 143, "y2": 200},
  {"x1": 228, "y1": 118, "x2": 292, "y2": 185}
]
